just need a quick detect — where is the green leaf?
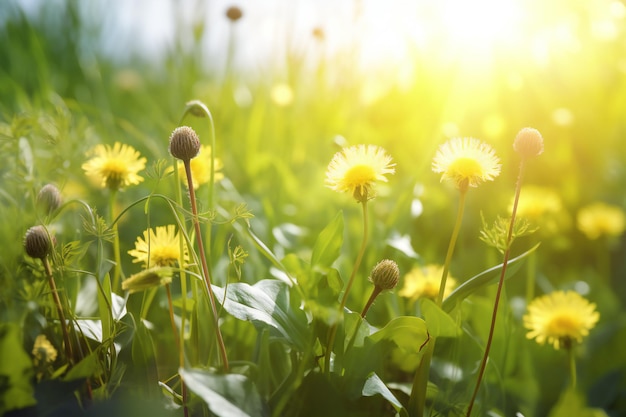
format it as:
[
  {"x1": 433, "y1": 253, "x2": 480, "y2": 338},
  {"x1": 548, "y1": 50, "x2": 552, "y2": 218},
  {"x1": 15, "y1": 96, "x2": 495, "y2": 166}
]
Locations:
[
  {"x1": 63, "y1": 350, "x2": 102, "y2": 381},
  {"x1": 368, "y1": 316, "x2": 430, "y2": 373},
  {"x1": 441, "y1": 243, "x2": 540, "y2": 313},
  {"x1": 180, "y1": 368, "x2": 266, "y2": 417},
  {"x1": 311, "y1": 211, "x2": 344, "y2": 269},
  {"x1": 419, "y1": 298, "x2": 461, "y2": 338},
  {"x1": 0, "y1": 324, "x2": 36, "y2": 415},
  {"x1": 212, "y1": 280, "x2": 308, "y2": 350},
  {"x1": 549, "y1": 387, "x2": 609, "y2": 417},
  {"x1": 362, "y1": 373, "x2": 408, "y2": 417},
  {"x1": 97, "y1": 273, "x2": 112, "y2": 343}
]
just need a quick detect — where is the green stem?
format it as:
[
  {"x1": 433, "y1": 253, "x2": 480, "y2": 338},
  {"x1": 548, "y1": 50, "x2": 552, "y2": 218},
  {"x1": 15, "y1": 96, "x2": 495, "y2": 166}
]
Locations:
[
  {"x1": 109, "y1": 188, "x2": 123, "y2": 293},
  {"x1": 165, "y1": 284, "x2": 189, "y2": 417},
  {"x1": 466, "y1": 160, "x2": 526, "y2": 417},
  {"x1": 42, "y1": 257, "x2": 73, "y2": 362},
  {"x1": 437, "y1": 188, "x2": 467, "y2": 306},
  {"x1": 324, "y1": 200, "x2": 369, "y2": 374},
  {"x1": 525, "y1": 250, "x2": 537, "y2": 304},
  {"x1": 568, "y1": 344, "x2": 577, "y2": 390},
  {"x1": 184, "y1": 160, "x2": 229, "y2": 371},
  {"x1": 345, "y1": 285, "x2": 382, "y2": 355},
  {"x1": 410, "y1": 186, "x2": 468, "y2": 417}
]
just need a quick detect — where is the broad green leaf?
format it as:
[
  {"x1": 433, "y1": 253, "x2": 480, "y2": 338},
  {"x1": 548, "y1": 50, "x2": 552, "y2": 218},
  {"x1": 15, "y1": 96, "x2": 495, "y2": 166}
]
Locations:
[
  {"x1": 63, "y1": 350, "x2": 102, "y2": 381},
  {"x1": 180, "y1": 368, "x2": 265, "y2": 417},
  {"x1": 442, "y1": 243, "x2": 540, "y2": 313},
  {"x1": 419, "y1": 298, "x2": 460, "y2": 338},
  {"x1": 0, "y1": 324, "x2": 35, "y2": 415},
  {"x1": 549, "y1": 387, "x2": 609, "y2": 417},
  {"x1": 362, "y1": 373, "x2": 408, "y2": 417},
  {"x1": 310, "y1": 211, "x2": 344, "y2": 269},
  {"x1": 368, "y1": 316, "x2": 430, "y2": 373},
  {"x1": 212, "y1": 280, "x2": 308, "y2": 350}
]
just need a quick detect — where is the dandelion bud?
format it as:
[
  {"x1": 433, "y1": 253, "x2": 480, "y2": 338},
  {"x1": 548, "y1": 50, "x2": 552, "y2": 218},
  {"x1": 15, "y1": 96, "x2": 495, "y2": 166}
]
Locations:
[
  {"x1": 37, "y1": 184, "x2": 62, "y2": 215},
  {"x1": 226, "y1": 6, "x2": 243, "y2": 22},
  {"x1": 369, "y1": 259, "x2": 400, "y2": 290},
  {"x1": 184, "y1": 100, "x2": 208, "y2": 118},
  {"x1": 24, "y1": 225, "x2": 53, "y2": 259},
  {"x1": 32, "y1": 334, "x2": 58, "y2": 366},
  {"x1": 122, "y1": 267, "x2": 173, "y2": 294},
  {"x1": 169, "y1": 126, "x2": 201, "y2": 161},
  {"x1": 513, "y1": 127, "x2": 544, "y2": 159}
]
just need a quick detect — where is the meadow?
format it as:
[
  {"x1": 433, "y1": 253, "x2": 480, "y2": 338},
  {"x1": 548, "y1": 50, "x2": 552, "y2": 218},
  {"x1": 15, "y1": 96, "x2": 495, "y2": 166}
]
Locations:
[{"x1": 1, "y1": 1, "x2": 626, "y2": 416}]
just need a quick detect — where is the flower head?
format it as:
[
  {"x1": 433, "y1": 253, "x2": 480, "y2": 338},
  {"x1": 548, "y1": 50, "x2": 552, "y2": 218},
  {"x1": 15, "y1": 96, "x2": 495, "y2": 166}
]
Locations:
[
  {"x1": 128, "y1": 225, "x2": 188, "y2": 267},
  {"x1": 514, "y1": 127, "x2": 544, "y2": 159},
  {"x1": 24, "y1": 225, "x2": 54, "y2": 259},
  {"x1": 325, "y1": 144, "x2": 395, "y2": 202},
  {"x1": 523, "y1": 290, "x2": 600, "y2": 350},
  {"x1": 577, "y1": 202, "x2": 626, "y2": 240},
  {"x1": 169, "y1": 126, "x2": 201, "y2": 161},
  {"x1": 226, "y1": 5, "x2": 243, "y2": 22},
  {"x1": 177, "y1": 145, "x2": 224, "y2": 189},
  {"x1": 32, "y1": 334, "x2": 57, "y2": 366},
  {"x1": 432, "y1": 138, "x2": 501, "y2": 191},
  {"x1": 37, "y1": 184, "x2": 62, "y2": 215},
  {"x1": 369, "y1": 259, "x2": 400, "y2": 291},
  {"x1": 398, "y1": 264, "x2": 457, "y2": 301},
  {"x1": 82, "y1": 142, "x2": 146, "y2": 190}
]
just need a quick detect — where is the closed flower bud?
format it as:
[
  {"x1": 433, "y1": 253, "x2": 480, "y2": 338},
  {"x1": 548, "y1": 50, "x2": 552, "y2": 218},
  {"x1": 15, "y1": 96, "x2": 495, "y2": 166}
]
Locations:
[
  {"x1": 226, "y1": 6, "x2": 243, "y2": 22},
  {"x1": 369, "y1": 259, "x2": 400, "y2": 290},
  {"x1": 24, "y1": 225, "x2": 53, "y2": 259},
  {"x1": 169, "y1": 126, "x2": 201, "y2": 161},
  {"x1": 122, "y1": 267, "x2": 173, "y2": 294},
  {"x1": 37, "y1": 184, "x2": 62, "y2": 215},
  {"x1": 513, "y1": 127, "x2": 544, "y2": 159}
]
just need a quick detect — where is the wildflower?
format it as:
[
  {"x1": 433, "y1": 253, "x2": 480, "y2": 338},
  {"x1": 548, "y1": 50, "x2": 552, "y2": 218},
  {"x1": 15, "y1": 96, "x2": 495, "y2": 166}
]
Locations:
[
  {"x1": 37, "y1": 184, "x2": 62, "y2": 215},
  {"x1": 32, "y1": 335, "x2": 58, "y2": 366},
  {"x1": 577, "y1": 202, "x2": 626, "y2": 240},
  {"x1": 512, "y1": 185, "x2": 569, "y2": 237},
  {"x1": 325, "y1": 144, "x2": 395, "y2": 202},
  {"x1": 399, "y1": 264, "x2": 457, "y2": 301},
  {"x1": 128, "y1": 225, "x2": 188, "y2": 267},
  {"x1": 369, "y1": 259, "x2": 400, "y2": 291},
  {"x1": 432, "y1": 138, "x2": 501, "y2": 192},
  {"x1": 82, "y1": 142, "x2": 146, "y2": 190},
  {"x1": 523, "y1": 290, "x2": 600, "y2": 350},
  {"x1": 177, "y1": 145, "x2": 224, "y2": 189},
  {"x1": 122, "y1": 267, "x2": 173, "y2": 294},
  {"x1": 24, "y1": 225, "x2": 54, "y2": 259},
  {"x1": 513, "y1": 127, "x2": 544, "y2": 159},
  {"x1": 169, "y1": 126, "x2": 201, "y2": 161}
]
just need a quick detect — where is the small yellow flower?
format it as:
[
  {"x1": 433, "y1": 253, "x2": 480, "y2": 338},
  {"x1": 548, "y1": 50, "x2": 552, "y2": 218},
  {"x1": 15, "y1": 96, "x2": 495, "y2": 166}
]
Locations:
[
  {"x1": 577, "y1": 202, "x2": 626, "y2": 240},
  {"x1": 523, "y1": 290, "x2": 600, "y2": 350},
  {"x1": 432, "y1": 138, "x2": 501, "y2": 191},
  {"x1": 32, "y1": 334, "x2": 57, "y2": 366},
  {"x1": 177, "y1": 145, "x2": 224, "y2": 189},
  {"x1": 325, "y1": 144, "x2": 395, "y2": 202},
  {"x1": 512, "y1": 185, "x2": 569, "y2": 236},
  {"x1": 128, "y1": 225, "x2": 188, "y2": 267},
  {"x1": 399, "y1": 264, "x2": 457, "y2": 301},
  {"x1": 82, "y1": 142, "x2": 146, "y2": 190}
]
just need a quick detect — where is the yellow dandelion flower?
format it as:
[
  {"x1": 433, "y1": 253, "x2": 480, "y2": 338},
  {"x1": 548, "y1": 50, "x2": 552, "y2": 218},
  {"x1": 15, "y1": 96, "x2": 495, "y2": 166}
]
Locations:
[
  {"x1": 82, "y1": 142, "x2": 146, "y2": 190},
  {"x1": 577, "y1": 202, "x2": 626, "y2": 240},
  {"x1": 398, "y1": 264, "x2": 457, "y2": 301},
  {"x1": 325, "y1": 144, "x2": 395, "y2": 202},
  {"x1": 432, "y1": 138, "x2": 501, "y2": 191},
  {"x1": 128, "y1": 225, "x2": 188, "y2": 267},
  {"x1": 32, "y1": 334, "x2": 57, "y2": 366},
  {"x1": 523, "y1": 290, "x2": 600, "y2": 350},
  {"x1": 177, "y1": 145, "x2": 224, "y2": 189}
]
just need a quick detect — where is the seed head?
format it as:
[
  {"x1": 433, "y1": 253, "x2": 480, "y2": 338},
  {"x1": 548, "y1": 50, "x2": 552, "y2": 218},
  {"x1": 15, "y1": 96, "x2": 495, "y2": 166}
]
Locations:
[
  {"x1": 169, "y1": 126, "x2": 201, "y2": 161},
  {"x1": 24, "y1": 225, "x2": 53, "y2": 259},
  {"x1": 37, "y1": 184, "x2": 62, "y2": 215},
  {"x1": 514, "y1": 127, "x2": 544, "y2": 159},
  {"x1": 226, "y1": 6, "x2": 243, "y2": 22},
  {"x1": 369, "y1": 259, "x2": 400, "y2": 290}
]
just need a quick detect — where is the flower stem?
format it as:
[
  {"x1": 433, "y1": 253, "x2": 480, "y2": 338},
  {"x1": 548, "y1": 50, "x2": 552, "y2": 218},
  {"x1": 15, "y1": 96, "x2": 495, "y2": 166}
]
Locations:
[
  {"x1": 466, "y1": 159, "x2": 526, "y2": 417},
  {"x1": 437, "y1": 188, "x2": 468, "y2": 306},
  {"x1": 183, "y1": 160, "x2": 229, "y2": 372},
  {"x1": 568, "y1": 344, "x2": 577, "y2": 389},
  {"x1": 410, "y1": 188, "x2": 467, "y2": 417},
  {"x1": 41, "y1": 257, "x2": 73, "y2": 362},
  {"x1": 109, "y1": 188, "x2": 123, "y2": 293},
  {"x1": 324, "y1": 200, "x2": 369, "y2": 374},
  {"x1": 345, "y1": 285, "x2": 382, "y2": 355},
  {"x1": 166, "y1": 284, "x2": 189, "y2": 417}
]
